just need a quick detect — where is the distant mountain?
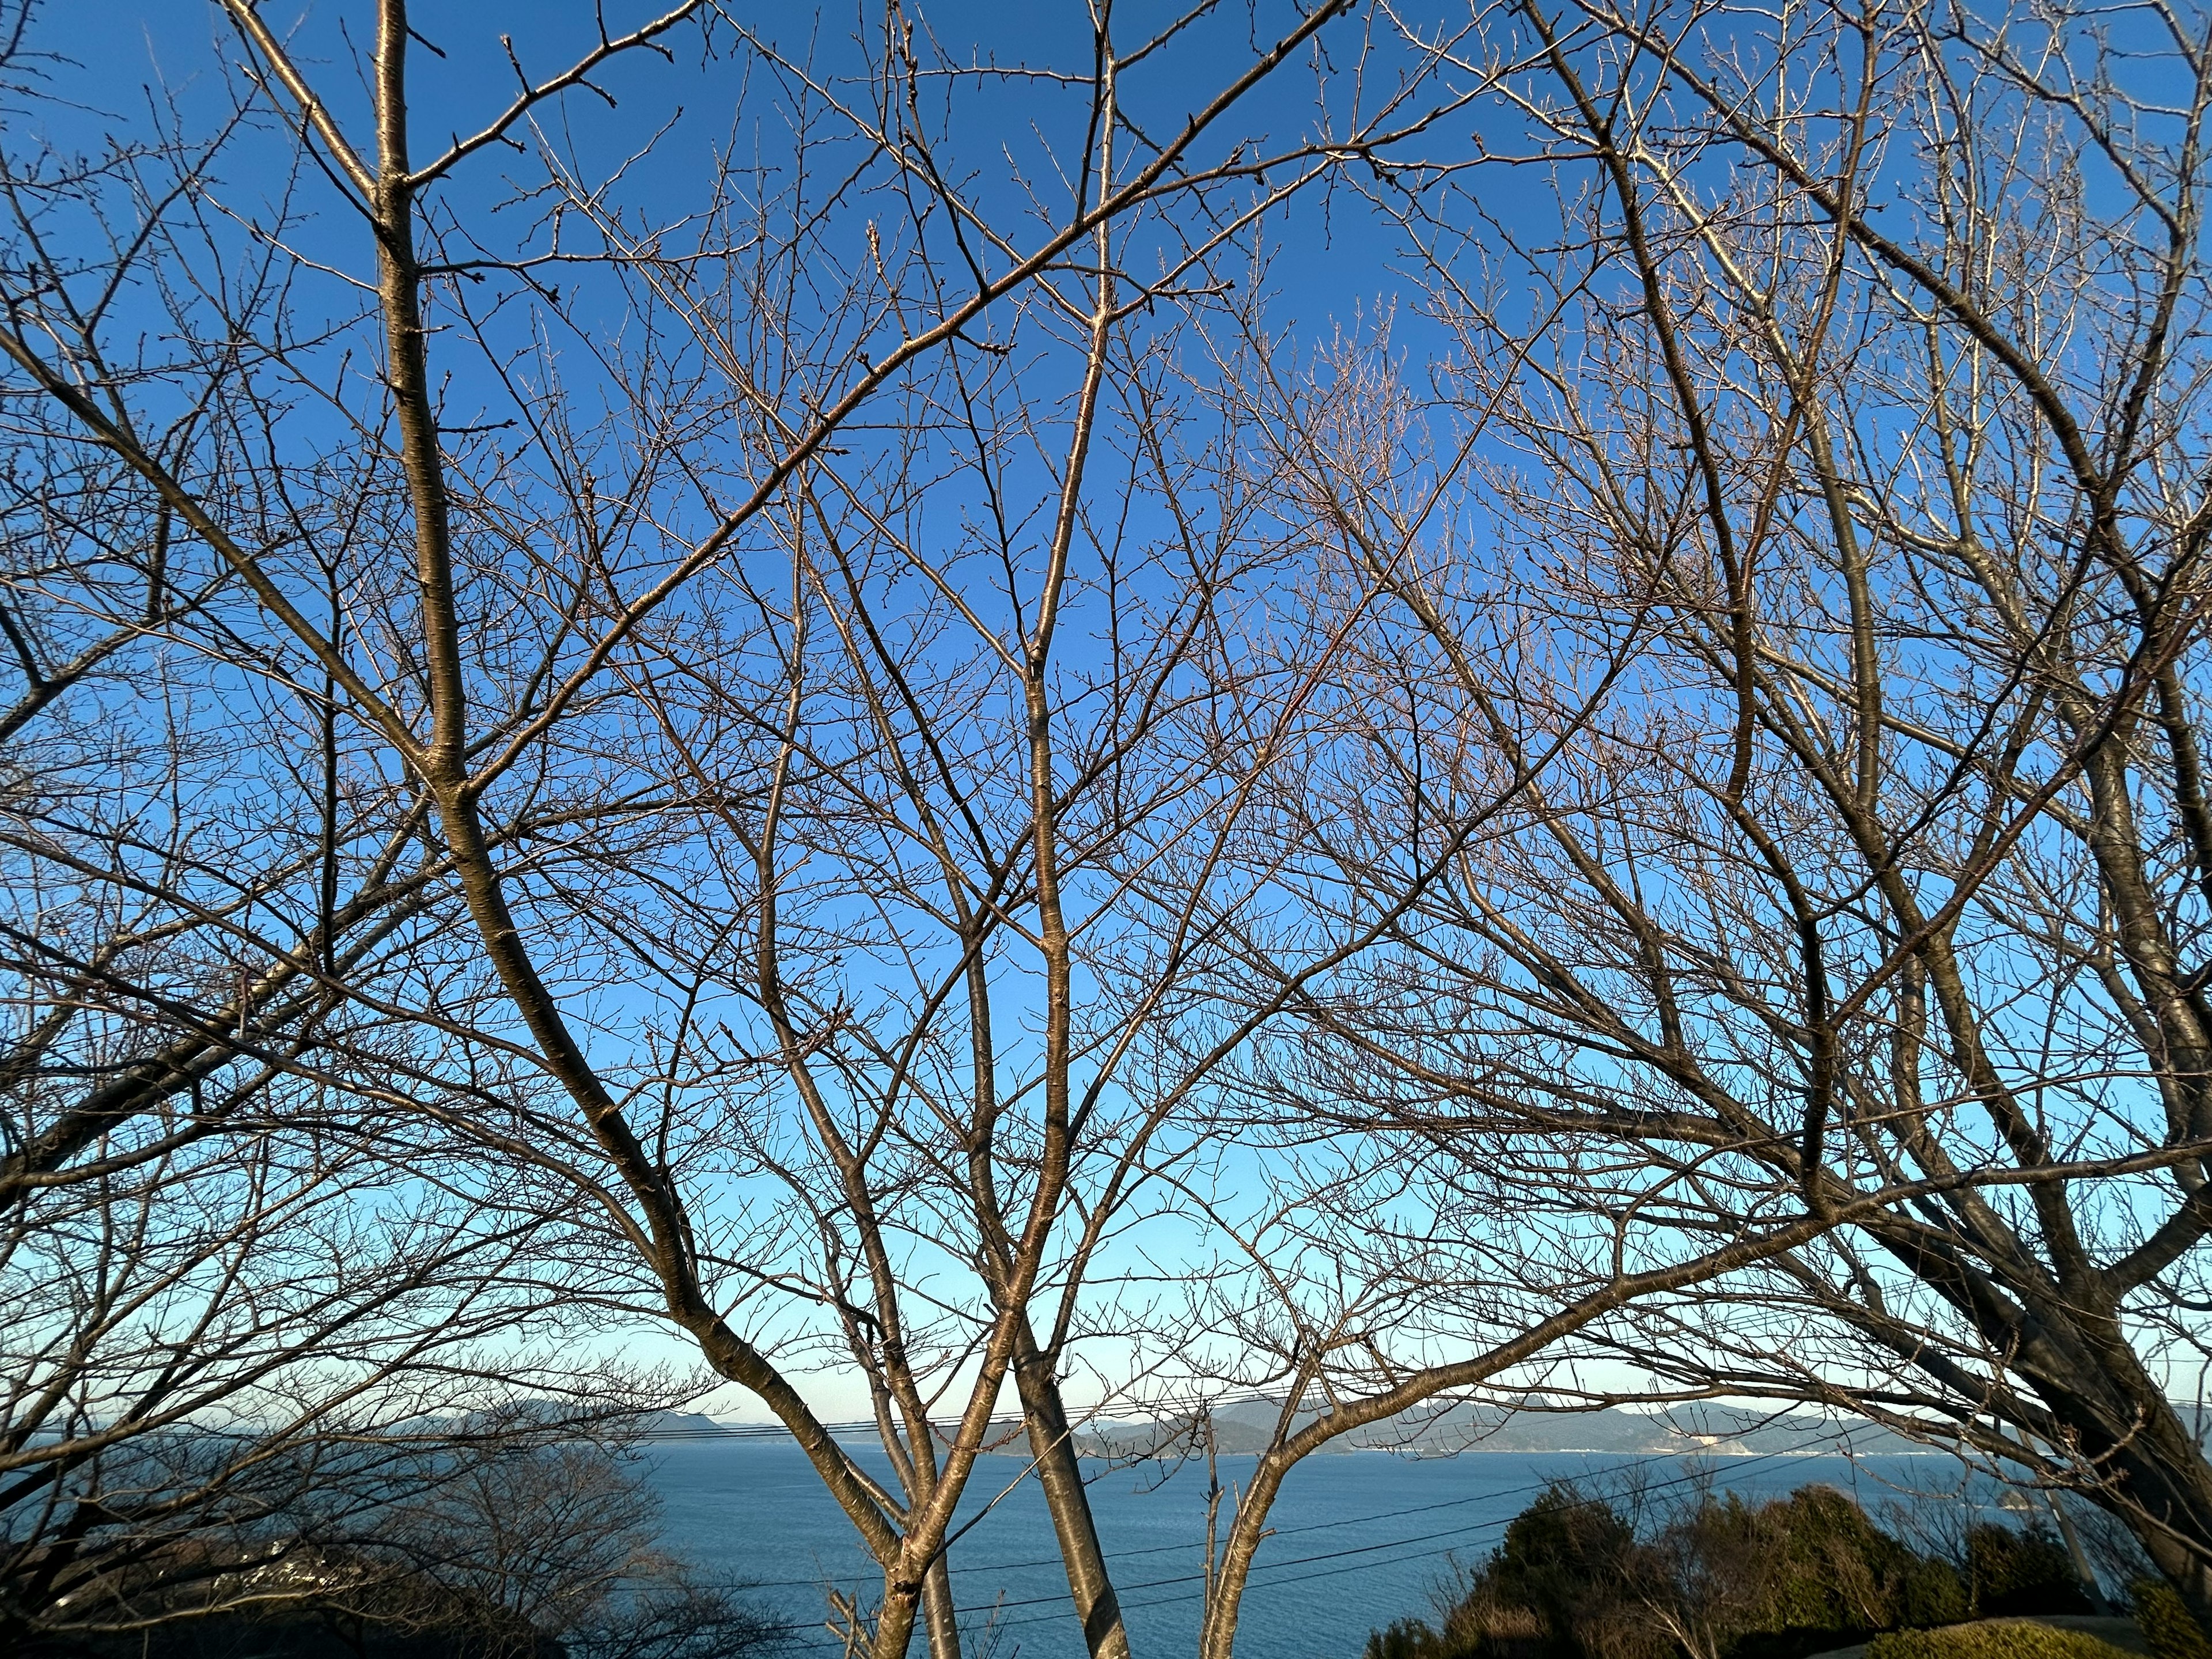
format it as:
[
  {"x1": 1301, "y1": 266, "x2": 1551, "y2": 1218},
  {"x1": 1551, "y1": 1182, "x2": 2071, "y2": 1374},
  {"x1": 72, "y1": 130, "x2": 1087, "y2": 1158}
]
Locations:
[
  {"x1": 391, "y1": 1403, "x2": 742, "y2": 1443},
  {"x1": 1073, "y1": 1400, "x2": 1931, "y2": 1460},
  {"x1": 641, "y1": 1411, "x2": 726, "y2": 1436}
]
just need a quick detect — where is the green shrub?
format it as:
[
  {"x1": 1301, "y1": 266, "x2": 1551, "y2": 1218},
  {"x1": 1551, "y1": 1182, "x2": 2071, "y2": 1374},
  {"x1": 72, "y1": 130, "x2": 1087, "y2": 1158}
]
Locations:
[
  {"x1": 1483, "y1": 1484, "x2": 1663, "y2": 1659},
  {"x1": 1868, "y1": 1623, "x2": 2135, "y2": 1659},
  {"x1": 1762, "y1": 1485, "x2": 1927, "y2": 1636},
  {"x1": 1898, "y1": 1559, "x2": 1974, "y2": 1630},
  {"x1": 1366, "y1": 1618, "x2": 1449, "y2": 1659},
  {"x1": 1435, "y1": 1581, "x2": 1550, "y2": 1659},
  {"x1": 1380, "y1": 1483, "x2": 2100, "y2": 1659},
  {"x1": 1491, "y1": 1483, "x2": 1642, "y2": 1630},
  {"x1": 2133, "y1": 1580, "x2": 2212, "y2": 1659},
  {"x1": 1964, "y1": 1525, "x2": 2093, "y2": 1618}
]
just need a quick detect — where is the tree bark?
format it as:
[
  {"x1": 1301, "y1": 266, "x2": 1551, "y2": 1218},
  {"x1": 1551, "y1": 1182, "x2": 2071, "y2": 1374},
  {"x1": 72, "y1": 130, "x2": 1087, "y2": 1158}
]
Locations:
[{"x1": 1013, "y1": 1320, "x2": 1131, "y2": 1659}]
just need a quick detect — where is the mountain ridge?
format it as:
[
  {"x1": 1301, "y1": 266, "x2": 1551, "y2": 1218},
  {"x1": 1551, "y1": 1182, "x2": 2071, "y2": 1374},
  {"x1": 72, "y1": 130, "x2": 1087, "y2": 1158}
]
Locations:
[{"x1": 1070, "y1": 1400, "x2": 1938, "y2": 1460}]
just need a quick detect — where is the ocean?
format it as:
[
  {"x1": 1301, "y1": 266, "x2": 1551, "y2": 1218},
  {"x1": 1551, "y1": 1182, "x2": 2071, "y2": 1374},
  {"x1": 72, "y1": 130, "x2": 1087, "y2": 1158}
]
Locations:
[{"x1": 640, "y1": 1443, "x2": 1981, "y2": 1659}]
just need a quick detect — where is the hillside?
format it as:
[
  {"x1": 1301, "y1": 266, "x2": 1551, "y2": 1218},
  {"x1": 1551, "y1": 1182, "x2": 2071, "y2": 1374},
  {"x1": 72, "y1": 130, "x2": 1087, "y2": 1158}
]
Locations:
[{"x1": 1073, "y1": 1400, "x2": 1933, "y2": 1459}]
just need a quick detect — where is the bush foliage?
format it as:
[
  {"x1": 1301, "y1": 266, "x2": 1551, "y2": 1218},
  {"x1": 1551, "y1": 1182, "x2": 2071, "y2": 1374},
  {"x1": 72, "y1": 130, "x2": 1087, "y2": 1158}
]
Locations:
[
  {"x1": 1868, "y1": 1624, "x2": 2134, "y2": 1659},
  {"x1": 2134, "y1": 1581, "x2": 2212, "y2": 1659},
  {"x1": 1364, "y1": 1484, "x2": 2093, "y2": 1659}
]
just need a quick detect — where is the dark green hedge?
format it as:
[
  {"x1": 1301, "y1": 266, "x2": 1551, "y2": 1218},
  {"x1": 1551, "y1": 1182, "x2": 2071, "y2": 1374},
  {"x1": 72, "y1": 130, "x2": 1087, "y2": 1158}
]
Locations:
[
  {"x1": 1868, "y1": 1622, "x2": 2133, "y2": 1659},
  {"x1": 1364, "y1": 1483, "x2": 2097, "y2": 1659}
]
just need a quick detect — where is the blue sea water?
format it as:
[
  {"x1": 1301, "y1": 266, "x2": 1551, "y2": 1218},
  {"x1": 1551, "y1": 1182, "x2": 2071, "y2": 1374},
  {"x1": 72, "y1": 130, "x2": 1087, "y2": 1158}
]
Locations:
[{"x1": 641, "y1": 1444, "x2": 1982, "y2": 1659}]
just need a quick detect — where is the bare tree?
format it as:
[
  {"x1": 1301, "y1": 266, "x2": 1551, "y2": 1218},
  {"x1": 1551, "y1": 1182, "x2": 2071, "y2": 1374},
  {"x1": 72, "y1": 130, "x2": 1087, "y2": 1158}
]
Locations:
[
  {"x1": 1200, "y1": 0, "x2": 2212, "y2": 1635},
  {"x1": 0, "y1": 1066, "x2": 696, "y2": 1650},
  {"x1": 0, "y1": 6, "x2": 707, "y2": 1641},
  {"x1": 0, "y1": 4, "x2": 1459, "y2": 1656},
  {"x1": 350, "y1": 1435, "x2": 781, "y2": 1659}
]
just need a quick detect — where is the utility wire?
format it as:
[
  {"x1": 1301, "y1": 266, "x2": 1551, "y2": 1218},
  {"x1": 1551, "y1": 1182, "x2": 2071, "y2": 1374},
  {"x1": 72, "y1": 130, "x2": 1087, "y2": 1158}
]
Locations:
[
  {"x1": 741, "y1": 1438, "x2": 1830, "y2": 1592},
  {"x1": 728, "y1": 1435, "x2": 1840, "y2": 1593},
  {"x1": 719, "y1": 1437, "x2": 1839, "y2": 1655},
  {"x1": 982, "y1": 1445, "x2": 1886, "y2": 1637},
  {"x1": 944, "y1": 1445, "x2": 1801, "y2": 1617},
  {"x1": 741, "y1": 1441, "x2": 1868, "y2": 1649}
]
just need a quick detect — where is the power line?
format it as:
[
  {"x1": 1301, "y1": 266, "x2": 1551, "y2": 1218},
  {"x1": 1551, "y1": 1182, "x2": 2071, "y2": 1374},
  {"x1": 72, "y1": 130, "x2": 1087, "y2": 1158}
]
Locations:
[
  {"x1": 971, "y1": 1448, "x2": 1838, "y2": 1636},
  {"x1": 715, "y1": 1438, "x2": 1830, "y2": 1651},
  {"x1": 942, "y1": 1445, "x2": 1801, "y2": 1618},
  {"x1": 730, "y1": 1435, "x2": 1831, "y2": 1593}
]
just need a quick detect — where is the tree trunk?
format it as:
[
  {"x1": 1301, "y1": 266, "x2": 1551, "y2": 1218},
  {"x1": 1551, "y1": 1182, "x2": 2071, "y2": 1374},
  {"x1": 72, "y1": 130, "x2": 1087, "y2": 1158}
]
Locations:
[
  {"x1": 922, "y1": 1554, "x2": 963, "y2": 1659},
  {"x1": 1013, "y1": 1319, "x2": 1132, "y2": 1659},
  {"x1": 873, "y1": 1577, "x2": 923, "y2": 1659},
  {"x1": 2049, "y1": 1383, "x2": 2212, "y2": 1630},
  {"x1": 1198, "y1": 1449, "x2": 1290, "y2": 1659}
]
